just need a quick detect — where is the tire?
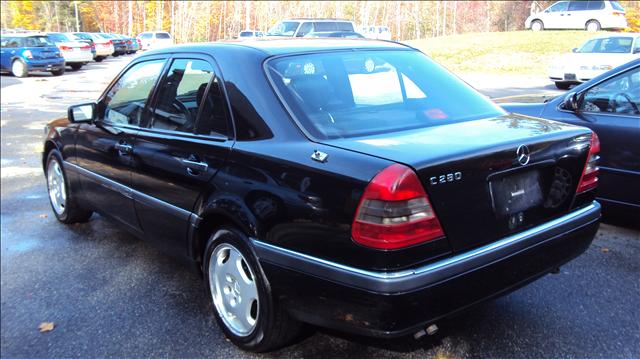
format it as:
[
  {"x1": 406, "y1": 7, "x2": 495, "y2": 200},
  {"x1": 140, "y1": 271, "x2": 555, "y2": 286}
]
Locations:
[
  {"x1": 95, "y1": 56, "x2": 104, "y2": 62},
  {"x1": 203, "y1": 227, "x2": 301, "y2": 352},
  {"x1": 11, "y1": 59, "x2": 28, "y2": 77},
  {"x1": 531, "y1": 20, "x2": 544, "y2": 31},
  {"x1": 70, "y1": 63, "x2": 83, "y2": 71},
  {"x1": 586, "y1": 20, "x2": 601, "y2": 32},
  {"x1": 51, "y1": 67, "x2": 65, "y2": 76},
  {"x1": 46, "y1": 150, "x2": 93, "y2": 224},
  {"x1": 112, "y1": 53, "x2": 119, "y2": 57},
  {"x1": 555, "y1": 81, "x2": 572, "y2": 90}
]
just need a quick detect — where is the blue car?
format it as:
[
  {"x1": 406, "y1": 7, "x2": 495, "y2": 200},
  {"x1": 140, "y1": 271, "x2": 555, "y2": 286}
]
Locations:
[
  {"x1": 502, "y1": 59, "x2": 639, "y2": 219},
  {"x1": 0, "y1": 33, "x2": 65, "y2": 77}
]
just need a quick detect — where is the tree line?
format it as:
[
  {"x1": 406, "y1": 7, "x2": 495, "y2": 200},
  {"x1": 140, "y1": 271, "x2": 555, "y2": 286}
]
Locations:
[{"x1": 1, "y1": 1, "x2": 639, "y2": 42}]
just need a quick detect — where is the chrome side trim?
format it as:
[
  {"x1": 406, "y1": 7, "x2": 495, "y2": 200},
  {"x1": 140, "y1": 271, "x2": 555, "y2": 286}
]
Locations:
[
  {"x1": 64, "y1": 161, "x2": 193, "y2": 221},
  {"x1": 253, "y1": 202, "x2": 600, "y2": 293}
]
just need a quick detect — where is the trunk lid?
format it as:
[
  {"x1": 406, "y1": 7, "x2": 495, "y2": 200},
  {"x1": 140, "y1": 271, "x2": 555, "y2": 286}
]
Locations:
[{"x1": 321, "y1": 114, "x2": 592, "y2": 253}]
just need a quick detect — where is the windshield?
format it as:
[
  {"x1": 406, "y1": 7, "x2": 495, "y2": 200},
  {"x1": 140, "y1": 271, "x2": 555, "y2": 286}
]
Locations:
[
  {"x1": 24, "y1": 36, "x2": 55, "y2": 47},
  {"x1": 578, "y1": 37, "x2": 633, "y2": 53},
  {"x1": 266, "y1": 50, "x2": 505, "y2": 139},
  {"x1": 267, "y1": 21, "x2": 300, "y2": 36},
  {"x1": 611, "y1": 1, "x2": 625, "y2": 11},
  {"x1": 48, "y1": 33, "x2": 69, "y2": 42}
]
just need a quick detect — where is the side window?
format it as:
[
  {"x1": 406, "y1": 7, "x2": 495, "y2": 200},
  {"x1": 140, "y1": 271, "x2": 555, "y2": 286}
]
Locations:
[
  {"x1": 297, "y1": 22, "x2": 313, "y2": 37},
  {"x1": 150, "y1": 59, "x2": 213, "y2": 133},
  {"x1": 548, "y1": 1, "x2": 569, "y2": 11},
  {"x1": 568, "y1": 1, "x2": 589, "y2": 11},
  {"x1": 103, "y1": 60, "x2": 165, "y2": 126},
  {"x1": 581, "y1": 67, "x2": 640, "y2": 115},
  {"x1": 586, "y1": 1, "x2": 605, "y2": 10},
  {"x1": 634, "y1": 39, "x2": 640, "y2": 54},
  {"x1": 195, "y1": 76, "x2": 229, "y2": 137}
]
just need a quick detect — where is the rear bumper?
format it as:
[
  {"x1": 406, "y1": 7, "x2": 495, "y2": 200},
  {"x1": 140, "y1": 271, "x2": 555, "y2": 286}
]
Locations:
[
  {"x1": 256, "y1": 202, "x2": 600, "y2": 337},
  {"x1": 26, "y1": 59, "x2": 65, "y2": 71},
  {"x1": 62, "y1": 51, "x2": 93, "y2": 63}
]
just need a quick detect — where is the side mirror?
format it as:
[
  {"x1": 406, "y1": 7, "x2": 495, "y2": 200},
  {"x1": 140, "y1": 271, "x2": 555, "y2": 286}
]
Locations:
[
  {"x1": 572, "y1": 48, "x2": 578, "y2": 53},
  {"x1": 68, "y1": 102, "x2": 96, "y2": 123},
  {"x1": 563, "y1": 92, "x2": 582, "y2": 112}
]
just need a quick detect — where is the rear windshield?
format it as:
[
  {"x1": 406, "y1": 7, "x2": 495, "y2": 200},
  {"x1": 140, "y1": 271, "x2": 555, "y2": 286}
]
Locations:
[
  {"x1": 24, "y1": 36, "x2": 55, "y2": 47},
  {"x1": 266, "y1": 50, "x2": 504, "y2": 139},
  {"x1": 578, "y1": 36, "x2": 633, "y2": 53},
  {"x1": 47, "y1": 33, "x2": 69, "y2": 42},
  {"x1": 610, "y1": 1, "x2": 625, "y2": 11},
  {"x1": 156, "y1": 32, "x2": 171, "y2": 39},
  {"x1": 267, "y1": 21, "x2": 300, "y2": 36},
  {"x1": 239, "y1": 31, "x2": 253, "y2": 37}
]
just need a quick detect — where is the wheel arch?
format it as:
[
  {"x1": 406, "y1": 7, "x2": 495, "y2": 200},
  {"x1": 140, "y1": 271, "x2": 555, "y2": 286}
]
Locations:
[
  {"x1": 191, "y1": 203, "x2": 259, "y2": 270},
  {"x1": 42, "y1": 140, "x2": 60, "y2": 170}
]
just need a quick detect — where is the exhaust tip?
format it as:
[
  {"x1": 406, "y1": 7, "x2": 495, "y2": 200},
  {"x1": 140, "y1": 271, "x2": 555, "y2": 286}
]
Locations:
[{"x1": 426, "y1": 324, "x2": 439, "y2": 336}]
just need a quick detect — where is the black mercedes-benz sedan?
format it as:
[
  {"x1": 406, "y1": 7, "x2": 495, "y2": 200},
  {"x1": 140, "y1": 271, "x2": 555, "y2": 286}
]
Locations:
[
  {"x1": 502, "y1": 59, "x2": 639, "y2": 220},
  {"x1": 42, "y1": 39, "x2": 601, "y2": 352}
]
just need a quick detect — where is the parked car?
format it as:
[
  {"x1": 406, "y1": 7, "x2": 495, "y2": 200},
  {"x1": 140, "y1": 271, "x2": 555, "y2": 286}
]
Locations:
[
  {"x1": 549, "y1": 33, "x2": 640, "y2": 89},
  {"x1": 526, "y1": 0, "x2": 627, "y2": 31},
  {"x1": 136, "y1": 31, "x2": 173, "y2": 50},
  {"x1": 266, "y1": 19, "x2": 356, "y2": 37},
  {"x1": 0, "y1": 33, "x2": 65, "y2": 76},
  {"x1": 46, "y1": 32, "x2": 92, "y2": 70},
  {"x1": 503, "y1": 59, "x2": 639, "y2": 219},
  {"x1": 43, "y1": 40, "x2": 601, "y2": 352},
  {"x1": 96, "y1": 33, "x2": 127, "y2": 56},
  {"x1": 64, "y1": 32, "x2": 96, "y2": 60},
  {"x1": 304, "y1": 31, "x2": 365, "y2": 39},
  {"x1": 123, "y1": 35, "x2": 140, "y2": 54},
  {"x1": 73, "y1": 32, "x2": 113, "y2": 62},
  {"x1": 359, "y1": 25, "x2": 392, "y2": 40},
  {"x1": 238, "y1": 30, "x2": 264, "y2": 40}
]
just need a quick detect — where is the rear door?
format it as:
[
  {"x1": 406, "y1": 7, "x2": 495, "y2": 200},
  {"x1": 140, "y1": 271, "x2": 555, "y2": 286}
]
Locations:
[
  {"x1": 130, "y1": 55, "x2": 233, "y2": 253},
  {"x1": 75, "y1": 58, "x2": 167, "y2": 233}
]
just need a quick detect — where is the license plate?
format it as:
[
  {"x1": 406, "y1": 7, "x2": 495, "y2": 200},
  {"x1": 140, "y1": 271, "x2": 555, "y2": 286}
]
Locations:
[
  {"x1": 490, "y1": 170, "x2": 543, "y2": 217},
  {"x1": 564, "y1": 73, "x2": 577, "y2": 80}
]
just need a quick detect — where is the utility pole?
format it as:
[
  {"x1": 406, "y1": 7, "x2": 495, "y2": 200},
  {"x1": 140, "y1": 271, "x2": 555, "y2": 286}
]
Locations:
[{"x1": 74, "y1": 1, "x2": 80, "y2": 32}]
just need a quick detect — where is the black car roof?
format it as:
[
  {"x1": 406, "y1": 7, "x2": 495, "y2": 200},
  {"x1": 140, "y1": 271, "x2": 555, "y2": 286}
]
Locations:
[{"x1": 143, "y1": 39, "x2": 411, "y2": 57}]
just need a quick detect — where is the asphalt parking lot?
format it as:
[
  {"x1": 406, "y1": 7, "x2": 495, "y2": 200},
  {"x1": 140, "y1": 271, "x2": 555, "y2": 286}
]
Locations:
[{"x1": 1, "y1": 56, "x2": 639, "y2": 359}]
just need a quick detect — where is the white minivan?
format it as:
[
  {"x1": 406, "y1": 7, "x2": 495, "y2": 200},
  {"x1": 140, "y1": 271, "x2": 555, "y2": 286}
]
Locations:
[
  {"x1": 526, "y1": 0, "x2": 627, "y2": 32},
  {"x1": 137, "y1": 31, "x2": 173, "y2": 50},
  {"x1": 266, "y1": 19, "x2": 356, "y2": 38}
]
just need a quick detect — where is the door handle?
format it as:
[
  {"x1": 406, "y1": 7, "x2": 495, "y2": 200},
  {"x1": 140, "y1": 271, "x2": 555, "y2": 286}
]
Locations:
[
  {"x1": 115, "y1": 143, "x2": 132, "y2": 155},
  {"x1": 182, "y1": 158, "x2": 208, "y2": 173}
]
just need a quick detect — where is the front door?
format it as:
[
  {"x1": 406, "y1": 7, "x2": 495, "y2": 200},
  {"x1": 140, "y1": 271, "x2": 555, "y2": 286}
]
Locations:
[
  {"x1": 543, "y1": 1, "x2": 570, "y2": 29},
  {"x1": 130, "y1": 56, "x2": 234, "y2": 254},
  {"x1": 74, "y1": 58, "x2": 166, "y2": 233}
]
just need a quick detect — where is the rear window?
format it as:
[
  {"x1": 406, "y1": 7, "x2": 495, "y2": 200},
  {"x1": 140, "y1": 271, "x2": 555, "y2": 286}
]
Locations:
[
  {"x1": 47, "y1": 33, "x2": 69, "y2": 42},
  {"x1": 155, "y1": 32, "x2": 171, "y2": 39},
  {"x1": 239, "y1": 31, "x2": 253, "y2": 37},
  {"x1": 578, "y1": 37, "x2": 633, "y2": 53},
  {"x1": 139, "y1": 33, "x2": 152, "y2": 39},
  {"x1": 25, "y1": 36, "x2": 55, "y2": 47},
  {"x1": 336, "y1": 22, "x2": 355, "y2": 31},
  {"x1": 266, "y1": 50, "x2": 504, "y2": 139},
  {"x1": 610, "y1": 1, "x2": 625, "y2": 11}
]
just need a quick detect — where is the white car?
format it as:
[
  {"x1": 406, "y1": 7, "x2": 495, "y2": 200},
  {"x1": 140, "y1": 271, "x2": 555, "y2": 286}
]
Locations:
[
  {"x1": 238, "y1": 30, "x2": 264, "y2": 40},
  {"x1": 137, "y1": 31, "x2": 173, "y2": 51},
  {"x1": 359, "y1": 26, "x2": 392, "y2": 41},
  {"x1": 526, "y1": 0, "x2": 627, "y2": 32},
  {"x1": 548, "y1": 33, "x2": 640, "y2": 89},
  {"x1": 46, "y1": 32, "x2": 93, "y2": 70},
  {"x1": 266, "y1": 19, "x2": 356, "y2": 38}
]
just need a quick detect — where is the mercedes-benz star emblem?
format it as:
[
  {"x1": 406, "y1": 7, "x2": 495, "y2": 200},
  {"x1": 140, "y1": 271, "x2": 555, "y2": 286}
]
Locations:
[{"x1": 516, "y1": 145, "x2": 530, "y2": 166}]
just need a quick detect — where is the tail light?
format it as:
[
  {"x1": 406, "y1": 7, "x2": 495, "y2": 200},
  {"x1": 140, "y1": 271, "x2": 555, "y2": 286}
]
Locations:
[
  {"x1": 612, "y1": 11, "x2": 625, "y2": 16},
  {"x1": 108, "y1": 40, "x2": 113, "y2": 45},
  {"x1": 22, "y1": 50, "x2": 33, "y2": 59},
  {"x1": 352, "y1": 164, "x2": 444, "y2": 250},
  {"x1": 576, "y1": 132, "x2": 600, "y2": 194},
  {"x1": 90, "y1": 44, "x2": 95, "y2": 49},
  {"x1": 59, "y1": 45, "x2": 72, "y2": 51},
  {"x1": 80, "y1": 45, "x2": 90, "y2": 50},
  {"x1": 127, "y1": 40, "x2": 132, "y2": 44}
]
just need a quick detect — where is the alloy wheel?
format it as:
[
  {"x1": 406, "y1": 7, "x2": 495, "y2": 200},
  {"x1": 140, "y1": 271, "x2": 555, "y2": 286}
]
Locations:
[
  {"x1": 208, "y1": 243, "x2": 259, "y2": 336},
  {"x1": 47, "y1": 159, "x2": 66, "y2": 215}
]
